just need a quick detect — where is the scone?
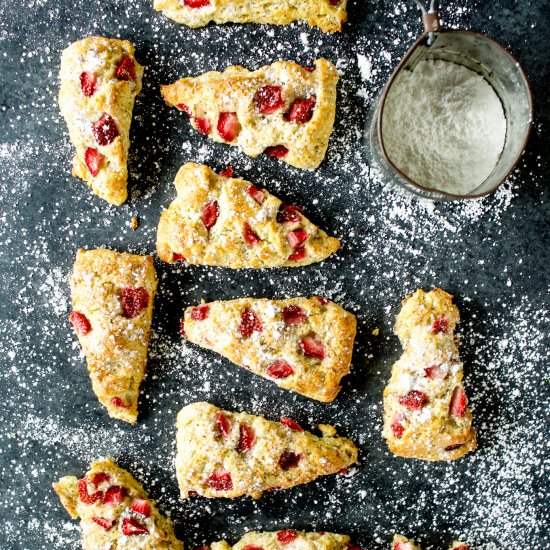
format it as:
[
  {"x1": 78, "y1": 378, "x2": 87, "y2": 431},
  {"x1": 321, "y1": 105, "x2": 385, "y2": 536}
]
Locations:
[
  {"x1": 53, "y1": 458, "x2": 184, "y2": 549},
  {"x1": 175, "y1": 402, "x2": 358, "y2": 499},
  {"x1": 383, "y1": 289, "x2": 476, "y2": 461},
  {"x1": 211, "y1": 531, "x2": 354, "y2": 550},
  {"x1": 59, "y1": 37, "x2": 144, "y2": 205},
  {"x1": 157, "y1": 163, "x2": 340, "y2": 268},
  {"x1": 69, "y1": 248, "x2": 158, "y2": 424},
  {"x1": 161, "y1": 59, "x2": 338, "y2": 170},
  {"x1": 153, "y1": 0, "x2": 348, "y2": 34},
  {"x1": 393, "y1": 535, "x2": 471, "y2": 550},
  {"x1": 182, "y1": 296, "x2": 356, "y2": 402}
]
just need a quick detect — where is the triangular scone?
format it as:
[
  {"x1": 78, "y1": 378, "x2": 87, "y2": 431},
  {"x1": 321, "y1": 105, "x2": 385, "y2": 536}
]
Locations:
[
  {"x1": 53, "y1": 458, "x2": 184, "y2": 549},
  {"x1": 392, "y1": 535, "x2": 471, "y2": 550},
  {"x1": 154, "y1": 0, "x2": 347, "y2": 34},
  {"x1": 212, "y1": 531, "x2": 353, "y2": 550},
  {"x1": 69, "y1": 248, "x2": 158, "y2": 424},
  {"x1": 383, "y1": 289, "x2": 476, "y2": 461},
  {"x1": 59, "y1": 37, "x2": 144, "y2": 205},
  {"x1": 182, "y1": 296, "x2": 356, "y2": 402},
  {"x1": 161, "y1": 59, "x2": 338, "y2": 170},
  {"x1": 157, "y1": 163, "x2": 340, "y2": 268},
  {"x1": 176, "y1": 402, "x2": 358, "y2": 499}
]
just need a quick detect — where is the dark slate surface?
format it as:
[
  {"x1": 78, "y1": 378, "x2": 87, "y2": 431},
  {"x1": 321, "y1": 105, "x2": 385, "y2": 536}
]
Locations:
[{"x1": 0, "y1": 1, "x2": 549, "y2": 549}]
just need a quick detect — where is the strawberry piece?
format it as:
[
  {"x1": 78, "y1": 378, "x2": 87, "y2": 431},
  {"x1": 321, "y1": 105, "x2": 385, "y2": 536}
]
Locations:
[
  {"x1": 246, "y1": 185, "x2": 266, "y2": 205},
  {"x1": 84, "y1": 147, "x2": 104, "y2": 177},
  {"x1": 453, "y1": 546, "x2": 470, "y2": 550},
  {"x1": 78, "y1": 477, "x2": 103, "y2": 505},
  {"x1": 432, "y1": 315, "x2": 449, "y2": 334},
  {"x1": 267, "y1": 360, "x2": 294, "y2": 379},
  {"x1": 180, "y1": 319, "x2": 186, "y2": 337},
  {"x1": 280, "y1": 417, "x2": 303, "y2": 432},
  {"x1": 217, "y1": 112, "x2": 241, "y2": 142},
  {"x1": 243, "y1": 222, "x2": 260, "y2": 245},
  {"x1": 201, "y1": 201, "x2": 219, "y2": 230},
  {"x1": 278, "y1": 451, "x2": 302, "y2": 470},
  {"x1": 206, "y1": 470, "x2": 233, "y2": 491},
  {"x1": 184, "y1": 0, "x2": 211, "y2": 6},
  {"x1": 287, "y1": 229, "x2": 308, "y2": 249},
  {"x1": 195, "y1": 117, "x2": 211, "y2": 134},
  {"x1": 238, "y1": 307, "x2": 263, "y2": 337},
  {"x1": 115, "y1": 55, "x2": 136, "y2": 81},
  {"x1": 277, "y1": 530, "x2": 298, "y2": 544},
  {"x1": 122, "y1": 517, "x2": 149, "y2": 536},
  {"x1": 338, "y1": 467, "x2": 349, "y2": 475},
  {"x1": 265, "y1": 145, "x2": 289, "y2": 158},
  {"x1": 346, "y1": 545, "x2": 360, "y2": 550},
  {"x1": 238, "y1": 424, "x2": 255, "y2": 452},
  {"x1": 398, "y1": 390, "x2": 429, "y2": 410},
  {"x1": 445, "y1": 443, "x2": 464, "y2": 451},
  {"x1": 243, "y1": 547, "x2": 264, "y2": 550},
  {"x1": 120, "y1": 287, "x2": 149, "y2": 318},
  {"x1": 450, "y1": 386, "x2": 467, "y2": 417},
  {"x1": 188, "y1": 490, "x2": 198, "y2": 497},
  {"x1": 277, "y1": 204, "x2": 303, "y2": 223},
  {"x1": 80, "y1": 71, "x2": 97, "y2": 97},
  {"x1": 177, "y1": 103, "x2": 192, "y2": 116},
  {"x1": 329, "y1": 0, "x2": 341, "y2": 5},
  {"x1": 304, "y1": 67, "x2": 316, "y2": 72},
  {"x1": 191, "y1": 304, "x2": 209, "y2": 321},
  {"x1": 285, "y1": 97, "x2": 316, "y2": 124},
  {"x1": 91, "y1": 472, "x2": 111, "y2": 487},
  {"x1": 131, "y1": 498, "x2": 151, "y2": 517},
  {"x1": 390, "y1": 414, "x2": 406, "y2": 439},
  {"x1": 173, "y1": 253, "x2": 185, "y2": 262},
  {"x1": 300, "y1": 335, "x2": 325, "y2": 360},
  {"x1": 197, "y1": 547, "x2": 211, "y2": 550},
  {"x1": 219, "y1": 166, "x2": 234, "y2": 178},
  {"x1": 92, "y1": 517, "x2": 114, "y2": 531},
  {"x1": 103, "y1": 485, "x2": 126, "y2": 505},
  {"x1": 424, "y1": 364, "x2": 446, "y2": 379},
  {"x1": 288, "y1": 247, "x2": 306, "y2": 261},
  {"x1": 316, "y1": 297, "x2": 329, "y2": 305},
  {"x1": 216, "y1": 411, "x2": 232, "y2": 438},
  {"x1": 92, "y1": 114, "x2": 119, "y2": 146},
  {"x1": 255, "y1": 85, "x2": 284, "y2": 114},
  {"x1": 394, "y1": 543, "x2": 415, "y2": 550},
  {"x1": 111, "y1": 397, "x2": 128, "y2": 408},
  {"x1": 69, "y1": 311, "x2": 91, "y2": 336},
  {"x1": 282, "y1": 306, "x2": 306, "y2": 326}
]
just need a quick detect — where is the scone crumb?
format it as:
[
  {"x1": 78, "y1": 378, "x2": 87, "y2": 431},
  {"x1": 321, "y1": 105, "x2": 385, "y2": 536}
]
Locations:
[{"x1": 131, "y1": 215, "x2": 139, "y2": 230}]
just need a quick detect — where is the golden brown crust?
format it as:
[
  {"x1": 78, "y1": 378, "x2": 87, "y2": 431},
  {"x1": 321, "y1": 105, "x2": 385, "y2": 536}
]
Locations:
[
  {"x1": 211, "y1": 531, "x2": 351, "y2": 550},
  {"x1": 59, "y1": 37, "x2": 144, "y2": 205},
  {"x1": 183, "y1": 296, "x2": 356, "y2": 401},
  {"x1": 383, "y1": 289, "x2": 476, "y2": 461},
  {"x1": 161, "y1": 60, "x2": 338, "y2": 170},
  {"x1": 69, "y1": 248, "x2": 158, "y2": 424},
  {"x1": 53, "y1": 458, "x2": 184, "y2": 549},
  {"x1": 175, "y1": 402, "x2": 358, "y2": 499},
  {"x1": 157, "y1": 163, "x2": 340, "y2": 268},
  {"x1": 153, "y1": 0, "x2": 348, "y2": 33}
]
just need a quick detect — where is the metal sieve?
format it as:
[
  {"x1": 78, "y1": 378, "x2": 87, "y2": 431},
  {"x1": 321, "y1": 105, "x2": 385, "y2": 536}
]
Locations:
[{"x1": 364, "y1": 1, "x2": 533, "y2": 201}]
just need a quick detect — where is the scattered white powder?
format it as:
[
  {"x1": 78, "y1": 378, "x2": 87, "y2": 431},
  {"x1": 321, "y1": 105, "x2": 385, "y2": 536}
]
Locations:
[{"x1": 381, "y1": 60, "x2": 507, "y2": 195}]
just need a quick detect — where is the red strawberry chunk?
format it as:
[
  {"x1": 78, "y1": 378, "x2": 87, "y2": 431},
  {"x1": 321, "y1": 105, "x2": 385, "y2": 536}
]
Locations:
[
  {"x1": 177, "y1": 103, "x2": 192, "y2": 116},
  {"x1": 265, "y1": 145, "x2": 289, "y2": 158},
  {"x1": 78, "y1": 477, "x2": 103, "y2": 505},
  {"x1": 424, "y1": 364, "x2": 446, "y2": 379},
  {"x1": 329, "y1": 0, "x2": 341, "y2": 5},
  {"x1": 445, "y1": 443, "x2": 464, "y2": 451},
  {"x1": 238, "y1": 424, "x2": 255, "y2": 452},
  {"x1": 280, "y1": 417, "x2": 304, "y2": 432},
  {"x1": 84, "y1": 147, "x2": 104, "y2": 177},
  {"x1": 216, "y1": 411, "x2": 232, "y2": 438},
  {"x1": 285, "y1": 96, "x2": 316, "y2": 124},
  {"x1": 277, "y1": 204, "x2": 303, "y2": 223},
  {"x1": 243, "y1": 546, "x2": 264, "y2": 550},
  {"x1": 195, "y1": 117, "x2": 211, "y2": 135},
  {"x1": 316, "y1": 297, "x2": 329, "y2": 305},
  {"x1": 255, "y1": 85, "x2": 284, "y2": 114},
  {"x1": 288, "y1": 247, "x2": 306, "y2": 261},
  {"x1": 197, "y1": 546, "x2": 211, "y2": 550},
  {"x1": 219, "y1": 166, "x2": 233, "y2": 178},
  {"x1": 191, "y1": 304, "x2": 209, "y2": 321},
  {"x1": 131, "y1": 498, "x2": 151, "y2": 517},
  {"x1": 115, "y1": 55, "x2": 136, "y2": 82},
  {"x1": 92, "y1": 517, "x2": 114, "y2": 531},
  {"x1": 300, "y1": 335, "x2": 325, "y2": 360},
  {"x1": 103, "y1": 485, "x2": 126, "y2": 505},
  {"x1": 238, "y1": 307, "x2": 263, "y2": 337},
  {"x1": 180, "y1": 319, "x2": 186, "y2": 337},
  {"x1": 184, "y1": 0, "x2": 211, "y2": 6},
  {"x1": 120, "y1": 287, "x2": 149, "y2": 318},
  {"x1": 432, "y1": 315, "x2": 449, "y2": 334},
  {"x1": 287, "y1": 229, "x2": 308, "y2": 249},
  {"x1": 282, "y1": 305, "x2": 306, "y2": 326},
  {"x1": 453, "y1": 546, "x2": 470, "y2": 550},
  {"x1": 91, "y1": 472, "x2": 111, "y2": 487},
  {"x1": 398, "y1": 390, "x2": 429, "y2": 410},
  {"x1": 69, "y1": 311, "x2": 91, "y2": 336},
  {"x1": 243, "y1": 222, "x2": 260, "y2": 245},
  {"x1": 173, "y1": 253, "x2": 185, "y2": 262},
  {"x1": 80, "y1": 71, "x2": 97, "y2": 97},
  {"x1": 92, "y1": 113, "x2": 119, "y2": 146},
  {"x1": 267, "y1": 360, "x2": 294, "y2": 379},
  {"x1": 122, "y1": 517, "x2": 149, "y2": 536},
  {"x1": 394, "y1": 543, "x2": 415, "y2": 550},
  {"x1": 277, "y1": 530, "x2": 298, "y2": 544},
  {"x1": 279, "y1": 451, "x2": 302, "y2": 470},
  {"x1": 201, "y1": 201, "x2": 219, "y2": 229},
  {"x1": 246, "y1": 185, "x2": 266, "y2": 205},
  {"x1": 450, "y1": 386, "x2": 467, "y2": 417},
  {"x1": 206, "y1": 470, "x2": 233, "y2": 491},
  {"x1": 111, "y1": 397, "x2": 128, "y2": 408},
  {"x1": 188, "y1": 490, "x2": 198, "y2": 497},
  {"x1": 217, "y1": 112, "x2": 241, "y2": 142},
  {"x1": 304, "y1": 66, "x2": 316, "y2": 72},
  {"x1": 391, "y1": 417, "x2": 405, "y2": 439}
]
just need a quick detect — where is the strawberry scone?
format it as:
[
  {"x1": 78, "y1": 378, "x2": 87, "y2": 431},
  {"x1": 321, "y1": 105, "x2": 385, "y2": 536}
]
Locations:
[
  {"x1": 157, "y1": 163, "x2": 340, "y2": 268},
  {"x1": 53, "y1": 458, "x2": 184, "y2": 549},
  {"x1": 69, "y1": 248, "x2": 158, "y2": 424},
  {"x1": 153, "y1": 0, "x2": 348, "y2": 34},
  {"x1": 211, "y1": 531, "x2": 355, "y2": 550},
  {"x1": 392, "y1": 535, "x2": 471, "y2": 550},
  {"x1": 182, "y1": 296, "x2": 357, "y2": 402},
  {"x1": 383, "y1": 289, "x2": 476, "y2": 460},
  {"x1": 59, "y1": 37, "x2": 144, "y2": 205},
  {"x1": 161, "y1": 59, "x2": 338, "y2": 170},
  {"x1": 176, "y1": 402, "x2": 358, "y2": 499}
]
